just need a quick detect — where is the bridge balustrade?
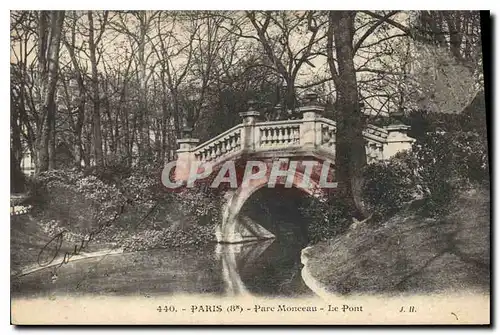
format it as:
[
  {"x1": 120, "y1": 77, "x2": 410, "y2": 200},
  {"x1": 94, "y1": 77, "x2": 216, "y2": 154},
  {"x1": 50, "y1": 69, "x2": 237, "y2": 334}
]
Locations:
[{"x1": 175, "y1": 93, "x2": 415, "y2": 176}]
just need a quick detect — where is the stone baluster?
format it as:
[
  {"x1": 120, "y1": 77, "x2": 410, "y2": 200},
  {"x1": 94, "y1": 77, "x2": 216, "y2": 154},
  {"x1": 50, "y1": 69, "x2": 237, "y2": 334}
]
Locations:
[
  {"x1": 239, "y1": 101, "x2": 260, "y2": 152},
  {"x1": 299, "y1": 92, "x2": 324, "y2": 148},
  {"x1": 292, "y1": 126, "x2": 300, "y2": 143},
  {"x1": 261, "y1": 127, "x2": 268, "y2": 146},
  {"x1": 283, "y1": 127, "x2": 290, "y2": 143}
]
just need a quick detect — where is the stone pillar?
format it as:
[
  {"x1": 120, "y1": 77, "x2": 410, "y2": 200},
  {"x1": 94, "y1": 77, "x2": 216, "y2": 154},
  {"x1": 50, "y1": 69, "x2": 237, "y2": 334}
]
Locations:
[
  {"x1": 382, "y1": 124, "x2": 415, "y2": 159},
  {"x1": 174, "y1": 127, "x2": 199, "y2": 181},
  {"x1": 239, "y1": 102, "x2": 260, "y2": 152},
  {"x1": 299, "y1": 92, "x2": 324, "y2": 148}
]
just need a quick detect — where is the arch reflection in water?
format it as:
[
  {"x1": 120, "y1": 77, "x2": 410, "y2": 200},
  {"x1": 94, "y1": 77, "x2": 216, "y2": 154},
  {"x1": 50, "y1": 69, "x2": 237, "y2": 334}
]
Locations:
[
  {"x1": 216, "y1": 240, "x2": 273, "y2": 296},
  {"x1": 216, "y1": 237, "x2": 314, "y2": 298}
]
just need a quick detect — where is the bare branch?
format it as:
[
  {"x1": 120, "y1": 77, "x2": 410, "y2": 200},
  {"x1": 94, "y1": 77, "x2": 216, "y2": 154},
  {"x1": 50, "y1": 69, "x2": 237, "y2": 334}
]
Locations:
[{"x1": 354, "y1": 10, "x2": 400, "y2": 53}]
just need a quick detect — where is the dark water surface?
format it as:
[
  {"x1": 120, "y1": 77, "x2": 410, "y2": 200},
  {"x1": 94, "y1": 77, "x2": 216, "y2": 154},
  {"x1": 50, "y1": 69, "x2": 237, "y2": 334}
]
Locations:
[
  {"x1": 11, "y1": 189, "x2": 313, "y2": 297},
  {"x1": 12, "y1": 187, "x2": 315, "y2": 298},
  {"x1": 11, "y1": 236, "x2": 313, "y2": 298}
]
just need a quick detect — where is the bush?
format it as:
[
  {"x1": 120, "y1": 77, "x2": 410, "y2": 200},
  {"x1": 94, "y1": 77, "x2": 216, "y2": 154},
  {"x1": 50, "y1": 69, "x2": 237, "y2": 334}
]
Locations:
[
  {"x1": 173, "y1": 184, "x2": 224, "y2": 226},
  {"x1": 412, "y1": 131, "x2": 488, "y2": 213},
  {"x1": 29, "y1": 165, "x2": 225, "y2": 250},
  {"x1": 363, "y1": 128, "x2": 489, "y2": 218},
  {"x1": 300, "y1": 193, "x2": 351, "y2": 244},
  {"x1": 363, "y1": 151, "x2": 421, "y2": 219},
  {"x1": 34, "y1": 168, "x2": 126, "y2": 233}
]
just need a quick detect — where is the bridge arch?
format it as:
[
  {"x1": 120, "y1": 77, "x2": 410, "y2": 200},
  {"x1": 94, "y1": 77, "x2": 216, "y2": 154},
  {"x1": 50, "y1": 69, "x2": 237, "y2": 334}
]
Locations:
[{"x1": 216, "y1": 171, "x2": 328, "y2": 243}]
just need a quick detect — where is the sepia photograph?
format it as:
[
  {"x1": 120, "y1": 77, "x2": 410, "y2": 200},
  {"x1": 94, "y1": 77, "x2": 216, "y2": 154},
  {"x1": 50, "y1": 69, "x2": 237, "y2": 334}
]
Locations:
[{"x1": 9, "y1": 9, "x2": 490, "y2": 325}]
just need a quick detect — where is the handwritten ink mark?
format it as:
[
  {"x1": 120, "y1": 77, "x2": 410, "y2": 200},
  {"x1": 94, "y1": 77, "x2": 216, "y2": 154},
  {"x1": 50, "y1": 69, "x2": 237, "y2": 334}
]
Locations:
[
  {"x1": 451, "y1": 312, "x2": 459, "y2": 320},
  {"x1": 33, "y1": 199, "x2": 159, "y2": 293},
  {"x1": 36, "y1": 204, "x2": 126, "y2": 272},
  {"x1": 37, "y1": 231, "x2": 64, "y2": 267},
  {"x1": 74, "y1": 201, "x2": 159, "y2": 289}
]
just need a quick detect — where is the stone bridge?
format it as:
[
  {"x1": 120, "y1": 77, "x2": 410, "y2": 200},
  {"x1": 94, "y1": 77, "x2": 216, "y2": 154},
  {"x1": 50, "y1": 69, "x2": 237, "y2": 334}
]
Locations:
[{"x1": 172, "y1": 94, "x2": 415, "y2": 244}]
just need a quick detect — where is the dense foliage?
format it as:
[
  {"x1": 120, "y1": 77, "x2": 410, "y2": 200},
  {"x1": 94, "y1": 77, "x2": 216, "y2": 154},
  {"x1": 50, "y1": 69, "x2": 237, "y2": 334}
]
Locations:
[
  {"x1": 29, "y1": 166, "x2": 223, "y2": 250},
  {"x1": 363, "y1": 104, "x2": 489, "y2": 219},
  {"x1": 304, "y1": 195, "x2": 352, "y2": 244},
  {"x1": 363, "y1": 151, "x2": 420, "y2": 218}
]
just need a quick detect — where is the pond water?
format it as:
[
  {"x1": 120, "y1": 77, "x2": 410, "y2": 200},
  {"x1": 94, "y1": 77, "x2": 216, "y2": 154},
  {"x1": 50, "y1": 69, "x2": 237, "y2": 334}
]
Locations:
[
  {"x1": 11, "y1": 236, "x2": 313, "y2": 298},
  {"x1": 12, "y1": 187, "x2": 315, "y2": 298}
]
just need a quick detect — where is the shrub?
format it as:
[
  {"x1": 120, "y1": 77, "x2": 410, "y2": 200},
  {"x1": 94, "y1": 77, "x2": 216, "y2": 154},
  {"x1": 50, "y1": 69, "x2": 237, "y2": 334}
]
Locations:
[
  {"x1": 34, "y1": 168, "x2": 126, "y2": 233},
  {"x1": 363, "y1": 151, "x2": 421, "y2": 219},
  {"x1": 412, "y1": 130, "x2": 488, "y2": 213},
  {"x1": 29, "y1": 166, "x2": 225, "y2": 250},
  {"x1": 363, "y1": 129, "x2": 489, "y2": 218},
  {"x1": 301, "y1": 193, "x2": 351, "y2": 244},
  {"x1": 173, "y1": 184, "x2": 224, "y2": 226}
]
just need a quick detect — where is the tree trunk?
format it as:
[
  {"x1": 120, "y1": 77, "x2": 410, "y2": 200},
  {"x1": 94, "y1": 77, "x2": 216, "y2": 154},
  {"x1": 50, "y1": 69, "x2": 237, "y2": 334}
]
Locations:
[
  {"x1": 73, "y1": 98, "x2": 85, "y2": 167},
  {"x1": 444, "y1": 12, "x2": 465, "y2": 63},
  {"x1": 137, "y1": 17, "x2": 151, "y2": 161},
  {"x1": 83, "y1": 129, "x2": 92, "y2": 167},
  {"x1": 330, "y1": 11, "x2": 368, "y2": 219},
  {"x1": 11, "y1": 95, "x2": 25, "y2": 193},
  {"x1": 88, "y1": 11, "x2": 104, "y2": 167},
  {"x1": 284, "y1": 77, "x2": 296, "y2": 113},
  {"x1": 63, "y1": 16, "x2": 86, "y2": 168},
  {"x1": 36, "y1": 10, "x2": 65, "y2": 174}
]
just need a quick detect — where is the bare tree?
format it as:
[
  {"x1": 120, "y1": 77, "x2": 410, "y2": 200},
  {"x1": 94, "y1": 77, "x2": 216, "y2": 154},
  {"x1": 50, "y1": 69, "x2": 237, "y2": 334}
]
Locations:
[
  {"x1": 61, "y1": 11, "x2": 88, "y2": 167},
  {"x1": 110, "y1": 11, "x2": 159, "y2": 161},
  {"x1": 86, "y1": 11, "x2": 108, "y2": 167},
  {"x1": 244, "y1": 11, "x2": 326, "y2": 114},
  {"x1": 151, "y1": 11, "x2": 196, "y2": 138},
  {"x1": 35, "y1": 10, "x2": 65, "y2": 173}
]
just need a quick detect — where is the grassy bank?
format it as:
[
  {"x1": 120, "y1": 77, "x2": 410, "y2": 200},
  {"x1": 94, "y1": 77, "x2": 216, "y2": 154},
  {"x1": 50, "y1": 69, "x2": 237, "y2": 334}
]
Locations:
[{"x1": 304, "y1": 186, "x2": 490, "y2": 295}]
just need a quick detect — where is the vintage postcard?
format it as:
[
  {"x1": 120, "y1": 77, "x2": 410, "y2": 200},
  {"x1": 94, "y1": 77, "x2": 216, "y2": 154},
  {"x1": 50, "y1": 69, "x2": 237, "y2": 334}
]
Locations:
[{"x1": 10, "y1": 10, "x2": 490, "y2": 325}]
